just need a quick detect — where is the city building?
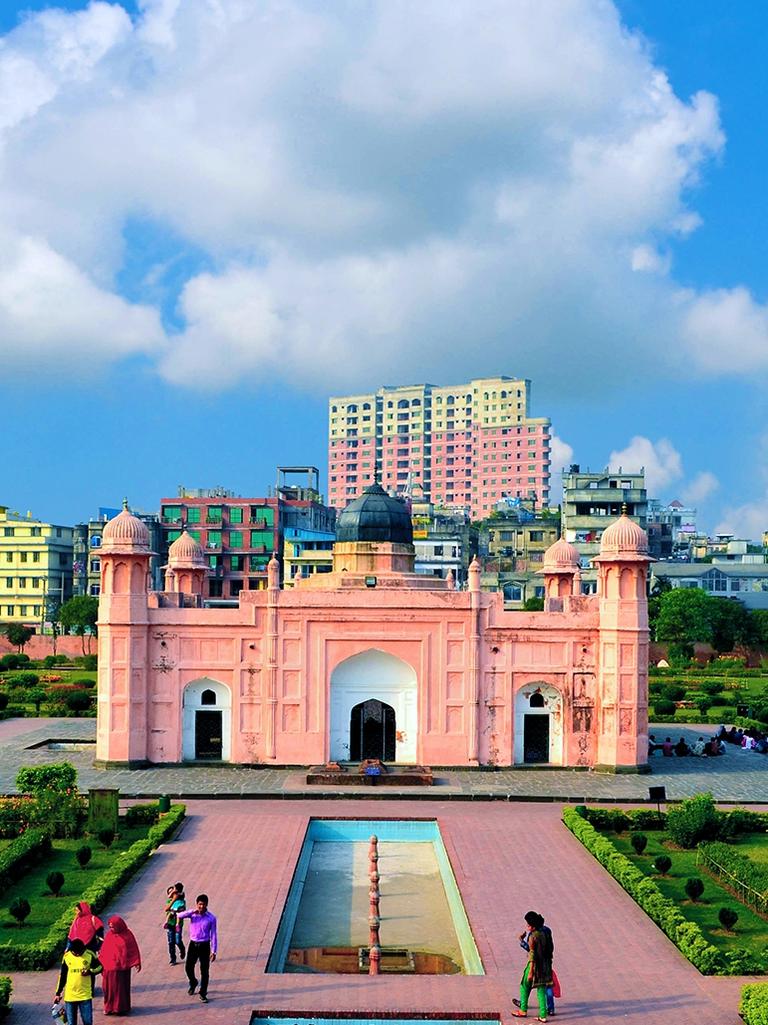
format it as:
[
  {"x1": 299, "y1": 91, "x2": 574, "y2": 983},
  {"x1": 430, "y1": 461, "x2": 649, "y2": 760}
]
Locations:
[
  {"x1": 160, "y1": 472, "x2": 336, "y2": 601},
  {"x1": 646, "y1": 499, "x2": 697, "y2": 560},
  {"x1": 562, "y1": 467, "x2": 647, "y2": 591},
  {"x1": 0, "y1": 505, "x2": 73, "y2": 629},
  {"x1": 650, "y1": 562, "x2": 768, "y2": 610},
  {"x1": 95, "y1": 492, "x2": 650, "y2": 771},
  {"x1": 478, "y1": 499, "x2": 560, "y2": 606},
  {"x1": 327, "y1": 377, "x2": 551, "y2": 518},
  {"x1": 74, "y1": 509, "x2": 163, "y2": 597},
  {"x1": 411, "y1": 503, "x2": 477, "y2": 585}
]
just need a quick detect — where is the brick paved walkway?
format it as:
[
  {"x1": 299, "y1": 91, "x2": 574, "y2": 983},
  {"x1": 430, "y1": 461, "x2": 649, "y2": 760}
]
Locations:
[
  {"x1": 4, "y1": 800, "x2": 748, "y2": 1024},
  {"x1": 2, "y1": 719, "x2": 767, "y2": 803}
]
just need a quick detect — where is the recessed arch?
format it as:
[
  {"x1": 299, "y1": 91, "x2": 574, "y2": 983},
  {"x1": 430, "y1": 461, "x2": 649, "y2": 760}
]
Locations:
[
  {"x1": 514, "y1": 682, "x2": 564, "y2": 765},
  {"x1": 329, "y1": 649, "x2": 417, "y2": 762},
  {"x1": 182, "y1": 678, "x2": 231, "y2": 761}
]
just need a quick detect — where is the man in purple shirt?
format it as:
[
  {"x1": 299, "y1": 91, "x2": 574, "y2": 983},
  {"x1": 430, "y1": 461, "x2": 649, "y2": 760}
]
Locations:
[{"x1": 177, "y1": 894, "x2": 218, "y2": 1003}]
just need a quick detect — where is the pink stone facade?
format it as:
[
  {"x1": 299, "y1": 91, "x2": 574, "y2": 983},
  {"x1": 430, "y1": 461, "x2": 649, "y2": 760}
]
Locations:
[{"x1": 96, "y1": 507, "x2": 650, "y2": 771}]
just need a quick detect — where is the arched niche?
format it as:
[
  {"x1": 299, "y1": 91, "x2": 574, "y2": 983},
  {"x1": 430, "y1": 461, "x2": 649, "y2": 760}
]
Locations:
[
  {"x1": 513, "y1": 682, "x2": 564, "y2": 766},
  {"x1": 329, "y1": 649, "x2": 417, "y2": 762},
  {"x1": 182, "y1": 678, "x2": 231, "y2": 762}
]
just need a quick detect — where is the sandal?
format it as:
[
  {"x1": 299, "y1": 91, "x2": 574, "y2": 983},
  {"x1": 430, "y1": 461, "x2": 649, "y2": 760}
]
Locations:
[{"x1": 511, "y1": 1014, "x2": 527, "y2": 1019}]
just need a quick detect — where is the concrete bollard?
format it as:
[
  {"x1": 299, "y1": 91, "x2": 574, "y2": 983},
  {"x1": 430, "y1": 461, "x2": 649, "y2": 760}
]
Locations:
[{"x1": 369, "y1": 942, "x2": 381, "y2": 975}]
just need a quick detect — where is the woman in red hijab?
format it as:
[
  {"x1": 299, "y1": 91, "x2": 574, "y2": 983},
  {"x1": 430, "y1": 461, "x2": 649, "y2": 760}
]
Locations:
[
  {"x1": 100, "y1": 915, "x2": 142, "y2": 1015},
  {"x1": 68, "y1": 901, "x2": 104, "y2": 952}
]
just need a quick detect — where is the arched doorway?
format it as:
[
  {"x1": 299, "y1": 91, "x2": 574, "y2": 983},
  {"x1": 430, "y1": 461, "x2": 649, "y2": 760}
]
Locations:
[
  {"x1": 182, "y1": 678, "x2": 231, "y2": 762},
  {"x1": 349, "y1": 699, "x2": 396, "y2": 760},
  {"x1": 329, "y1": 649, "x2": 417, "y2": 762},
  {"x1": 513, "y1": 682, "x2": 563, "y2": 765}
]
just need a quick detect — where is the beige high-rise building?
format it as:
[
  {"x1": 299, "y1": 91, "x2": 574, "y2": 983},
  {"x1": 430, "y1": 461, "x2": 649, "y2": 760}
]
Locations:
[{"x1": 327, "y1": 376, "x2": 551, "y2": 518}]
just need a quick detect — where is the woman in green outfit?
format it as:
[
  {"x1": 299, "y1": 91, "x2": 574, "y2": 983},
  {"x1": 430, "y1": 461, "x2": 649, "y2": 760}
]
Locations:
[{"x1": 512, "y1": 911, "x2": 553, "y2": 1022}]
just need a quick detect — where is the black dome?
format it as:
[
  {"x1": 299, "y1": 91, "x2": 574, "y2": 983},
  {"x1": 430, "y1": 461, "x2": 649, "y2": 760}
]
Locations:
[{"x1": 336, "y1": 483, "x2": 413, "y2": 545}]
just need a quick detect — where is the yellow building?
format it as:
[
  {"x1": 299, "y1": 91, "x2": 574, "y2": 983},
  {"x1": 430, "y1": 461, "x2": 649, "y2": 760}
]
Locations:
[
  {"x1": 0, "y1": 506, "x2": 73, "y2": 629},
  {"x1": 282, "y1": 528, "x2": 335, "y2": 587}
]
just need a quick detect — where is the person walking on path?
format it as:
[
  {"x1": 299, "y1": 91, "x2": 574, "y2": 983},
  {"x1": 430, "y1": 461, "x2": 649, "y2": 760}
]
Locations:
[
  {"x1": 100, "y1": 915, "x2": 141, "y2": 1015},
  {"x1": 67, "y1": 902, "x2": 104, "y2": 954},
  {"x1": 514, "y1": 914, "x2": 559, "y2": 1017},
  {"x1": 512, "y1": 911, "x2": 553, "y2": 1022},
  {"x1": 54, "y1": 937, "x2": 103, "y2": 1025},
  {"x1": 164, "y1": 883, "x2": 187, "y2": 965},
  {"x1": 178, "y1": 894, "x2": 218, "y2": 1003}
]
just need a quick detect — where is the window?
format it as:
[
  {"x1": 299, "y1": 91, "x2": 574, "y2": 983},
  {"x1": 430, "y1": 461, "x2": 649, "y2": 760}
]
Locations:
[
  {"x1": 58, "y1": 554, "x2": 68, "y2": 566},
  {"x1": 231, "y1": 555, "x2": 244, "y2": 571},
  {"x1": 90, "y1": 559, "x2": 101, "y2": 572},
  {"x1": 229, "y1": 530, "x2": 243, "y2": 549},
  {"x1": 90, "y1": 535, "x2": 102, "y2": 547},
  {"x1": 168, "y1": 530, "x2": 182, "y2": 543},
  {"x1": 230, "y1": 507, "x2": 243, "y2": 524},
  {"x1": 32, "y1": 552, "x2": 40, "y2": 563},
  {"x1": 31, "y1": 527, "x2": 41, "y2": 537},
  {"x1": 4, "y1": 606, "x2": 12, "y2": 616},
  {"x1": 187, "y1": 507, "x2": 201, "y2": 524},
  {"x1": 4, "y1": 578, "x2": 11, "y2": 587},
  {"x1": 163, "y1": 506, "x2": 182, "y2": 523},
  {"x1": 89, "y1": 584, "x2": 100, "y2": 596},
  {"x1": 201, "y1": 689, "x2": 217, "y2": 705},
  {"x1": 230, "y1": 580, "x2": 243, "y2": 598},
  {"x1": 208, "y1": 531, "x2": 222, "y2": 547},
  {"x1": 206, "y1": 506, "x2": 222, "y2": 523},
  {"x1": 208, "y1": 580, "x2": 223, "y2": 598},
  {"x1": 3, "y1": 528, "x2": 14, "y2": 536},
  {"x1": 4, "y1": 555, "x2": 10, "y2": 563},
  {"x1": 250, "y1": 530, "x2": 272, "y2": 548},
  {"x1": 189, "y1": 530, "x2": 201, "y2": 542}
]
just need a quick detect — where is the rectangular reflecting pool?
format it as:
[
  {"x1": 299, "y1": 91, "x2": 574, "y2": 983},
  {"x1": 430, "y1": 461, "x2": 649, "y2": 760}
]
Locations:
[
  {"x1": 267, "y1": 819, "x2": 484, "y2": 975},
  {"x1": 253, "y1": 1019, "x2": 499, "y2": 1025}
]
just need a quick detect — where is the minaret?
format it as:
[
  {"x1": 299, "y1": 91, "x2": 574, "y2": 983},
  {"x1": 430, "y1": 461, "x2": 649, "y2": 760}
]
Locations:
[
  {"x1": 96, "y1": 500, "x2": 152, "y2": 766},
  {"x1": 593, "y1": 510, "x2": 653, "y2": 770}
]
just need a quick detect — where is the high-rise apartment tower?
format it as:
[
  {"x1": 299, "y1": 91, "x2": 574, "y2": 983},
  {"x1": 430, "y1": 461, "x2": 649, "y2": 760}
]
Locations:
[{"x1": 328, "y1": 377, "x2": 551, "y2": 518}]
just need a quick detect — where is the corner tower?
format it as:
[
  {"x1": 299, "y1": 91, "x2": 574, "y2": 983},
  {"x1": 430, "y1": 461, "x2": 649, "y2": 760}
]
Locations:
[
  {"x1": 96, "y1": 501, "x2": 152, "y2": 767},
  {"x1": 593, "y1": 511, "x2": 653, "y2": 771}
]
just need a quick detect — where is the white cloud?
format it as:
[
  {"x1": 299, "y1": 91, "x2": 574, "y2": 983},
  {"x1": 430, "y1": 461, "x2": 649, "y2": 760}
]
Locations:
[
  {"x1": 682, "y1": 471, "x2": 719, "y2": 506},
  {"x1": 681, "y1": 286, "x2": 768, "y2": 374},
  {"x1": 548, "y1": 435, "x2": 574, "y2": 507},
  {"x1": 715, "y1": 498, "x2": 768, "y2": 542},
  {"x1": 608, "y1": 436, "x2": 683, "y2": 494},
  {"x1": 0, "y1": 0, "x2": 752, "y2": 393}
]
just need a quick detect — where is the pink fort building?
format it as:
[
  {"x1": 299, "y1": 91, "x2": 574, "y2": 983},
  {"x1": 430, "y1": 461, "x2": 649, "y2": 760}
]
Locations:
[{"x1": 95, "y1": 488, "x2": 651, "y2": 771}]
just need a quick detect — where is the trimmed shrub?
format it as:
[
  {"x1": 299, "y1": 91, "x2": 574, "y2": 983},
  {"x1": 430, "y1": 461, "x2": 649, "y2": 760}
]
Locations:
[
  {"x1": 699, "y1": 678, "x2": 725, "y2": 697},
  {"x1": 685, "y1": 877, "x2": 705, "y2": 902},
  {"x1": 73, "y1": 655, "x2": 97, "y2": 671},
  {"x1": 46, "y1": 871, "x2": 64, "y2": 897},
  {"x1": 64, "y1": 691, "x2": 92, "y2": 715},
  {"x1": 8, "y1": 898, "x2": 30, "y2": 925},
  {"x1": 0, "y1": 829, "x2": 52, "y2": 894},
  {"x1": 629, "y1": 810, "x2": 667, "y2": 831},
  {"x1": 0, "y1": 976, "x2": 10, "y2": 1016},
  {"x1": 563, "y1": 808, "x2": 723, "y2": 974},
  {"x1": 653, "y1": 698, "x2": 676, "y2": 717},
  {"x1": 124, "y1": 804, "x2": 160, "y2": 827},
  {"x1": 68, "y1": 677, "x2": 95, "y2": 689},
  {"x1": 2, "y1": 671, "x2": 39, "y2": 687},
  {"x1": 97, "y1": 829, "x2": 115, "y2": 849},
  {"x1": 75, "y1": 846, "x2": 92, "y2": 869},
  {"x1": 0, "y1": 695, "x2": 7, "y2": 712},
  {"x1": 666, "y1": 793, "x2": 720, "y2": 849},
  {"x1": 630, "y1": 832, "x2": 648, "y2": 855},
  {"x1": 0, "y1": 654, "x2": 22, "y2": 670},
  {"x1": 662, "y1": 684, "x2": 688, "y2": 702},
  {"x1": 719, "y1": 907, "x2": 738, "y2": 932},
  {"x1": 740, "y1": 983, "x2": 768, "y2": 1024},
  {"x1": 654, "y1": 855, "x2": 672, "y2": 875},
  {"x1": 15, "y1": 763, "x2": 77, "y2": 795}
]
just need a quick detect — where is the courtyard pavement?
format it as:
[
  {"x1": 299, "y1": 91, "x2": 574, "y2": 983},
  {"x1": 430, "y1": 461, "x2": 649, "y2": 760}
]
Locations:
[
  {"x1": 1, "y1": 719, "x2": 767, "y2": 803},
  {"x1": 3, "y1": 799, "x2": 749, "y2": 1025}
]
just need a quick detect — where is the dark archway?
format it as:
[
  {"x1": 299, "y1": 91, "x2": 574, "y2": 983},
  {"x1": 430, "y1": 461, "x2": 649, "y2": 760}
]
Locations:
[{"x1": 349, "y1": 699, "x2": 396, "y2": 761}]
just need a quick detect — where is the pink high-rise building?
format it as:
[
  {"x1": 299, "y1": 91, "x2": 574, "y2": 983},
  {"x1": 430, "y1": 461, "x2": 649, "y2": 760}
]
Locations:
[{"x1": 328, "y1": 377, "x2": 551, "y2": 518}]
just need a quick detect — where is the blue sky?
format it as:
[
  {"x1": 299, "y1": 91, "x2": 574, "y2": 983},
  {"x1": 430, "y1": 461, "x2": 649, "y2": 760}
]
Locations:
[{"x1": 0, "y1": 1, "x2": 766, "y2": 537}]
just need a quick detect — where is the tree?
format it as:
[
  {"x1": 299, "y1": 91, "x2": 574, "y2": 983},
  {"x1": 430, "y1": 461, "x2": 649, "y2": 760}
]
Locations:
[
  {"x1": 75, "y1": 845, "x2": 92, "y2": 869},
  {"x1": 709, "y1": 597, "x2": 755, "y2": 653},
  {"x1": 46, "y1": 871, "x2": 65, "y2": 896},
  {"x1": 630, "y1": 832, "x2": 648, "y2": 855},
  {"x1": 750, "y1": 609, "x2": 768, "y2": 648},
  {"x1": 523, "y1": 597, "x2": 545, "y2": 611},
  {"x1": 718, "y1": 907, "x2": 738, "y2": 931},
  {"x1": 46, "y1": 597, "x2": 62, "y2": 656},
  {"x1": 654, "y1": 855, "x2": 672, "y2": 875},
  {"x1": 655, "y1": 588, "x2": 713, "y2": 659},
  {"x1": 59, "y1": 596, "x2": 99, "y2": 655},
  {"x1": 2, "y1": 623, "x2": 34, "y2": 653},
  {"x1": 684, "y1": 877, "x2": 705, "y2": 902},
  {"x1": 648, "y1": 576, "x2": 672, "y2": 638}
]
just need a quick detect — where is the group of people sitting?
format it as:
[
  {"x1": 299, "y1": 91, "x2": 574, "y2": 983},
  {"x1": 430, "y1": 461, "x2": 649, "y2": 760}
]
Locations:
[
  {"x1": 649, "y1": 724, "x2": 768, "y2": 758},
  {"x1": 715, "y1": 723, "x2": 768, "y2": 753}
]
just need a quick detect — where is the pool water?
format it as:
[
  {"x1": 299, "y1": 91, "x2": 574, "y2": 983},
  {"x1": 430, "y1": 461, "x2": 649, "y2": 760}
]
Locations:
[{"x1": 267, "y1": 819, "x2": 483, "y2": 976}]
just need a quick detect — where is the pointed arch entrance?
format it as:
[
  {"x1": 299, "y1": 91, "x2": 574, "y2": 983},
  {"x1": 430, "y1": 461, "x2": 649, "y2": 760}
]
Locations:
[
  {"x1": 330, "y1": 649, "x2": 417, "y2": 762},
  {"x1": 182, "y1": 678, "x2": 231, "y2": 762}
]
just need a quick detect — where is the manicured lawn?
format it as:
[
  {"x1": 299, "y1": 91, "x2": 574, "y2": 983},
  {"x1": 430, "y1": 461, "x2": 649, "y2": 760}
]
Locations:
[
  {"x1": 0, "y1": 822, "x2": 147, "y2": 945},
  {"x1": 609, "y1": 831, "x2": 768, "y2": 959}
]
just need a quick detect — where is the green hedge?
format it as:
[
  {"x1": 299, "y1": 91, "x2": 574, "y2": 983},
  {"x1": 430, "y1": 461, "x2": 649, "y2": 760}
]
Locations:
[
  {"x1": 0, "y1": 804, "x2": 185, "y2": 971},
  {"x1": 0, "y1": 977, "x2": 10, "y2": 1017},
  {"x1": 563, "y1": 807, "x2": 723, "y2": 974},
  {"x1": 699, "y1": 841, "x2": 768, "y2": 910},
  {"x1": 741, "y1": 984, "x2": 768, "y2": 1025},
  {"x1": 0, "y1": 829, "x2": 52, "y2": 896},
  {"x1": 124, "y1": 803, "x2": 160, "y2": 826}
]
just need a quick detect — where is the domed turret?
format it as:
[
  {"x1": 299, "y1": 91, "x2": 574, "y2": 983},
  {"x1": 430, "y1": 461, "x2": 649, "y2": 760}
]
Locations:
[
  {"x1": 168, "y1": 530, "x2": 206, "y2": 568},
  {"x1": 102, "y1": 500, "x2": 150, "y2": 553},
  {"x1": 597, "y1": 512, "x2": 650, "y2": 560},
  {"x1": 335, "y1": 483, "x2": 413, "y2": 545},
  {"x1": 543, "y1": 536, "x2": 579, "y2": 574}
]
